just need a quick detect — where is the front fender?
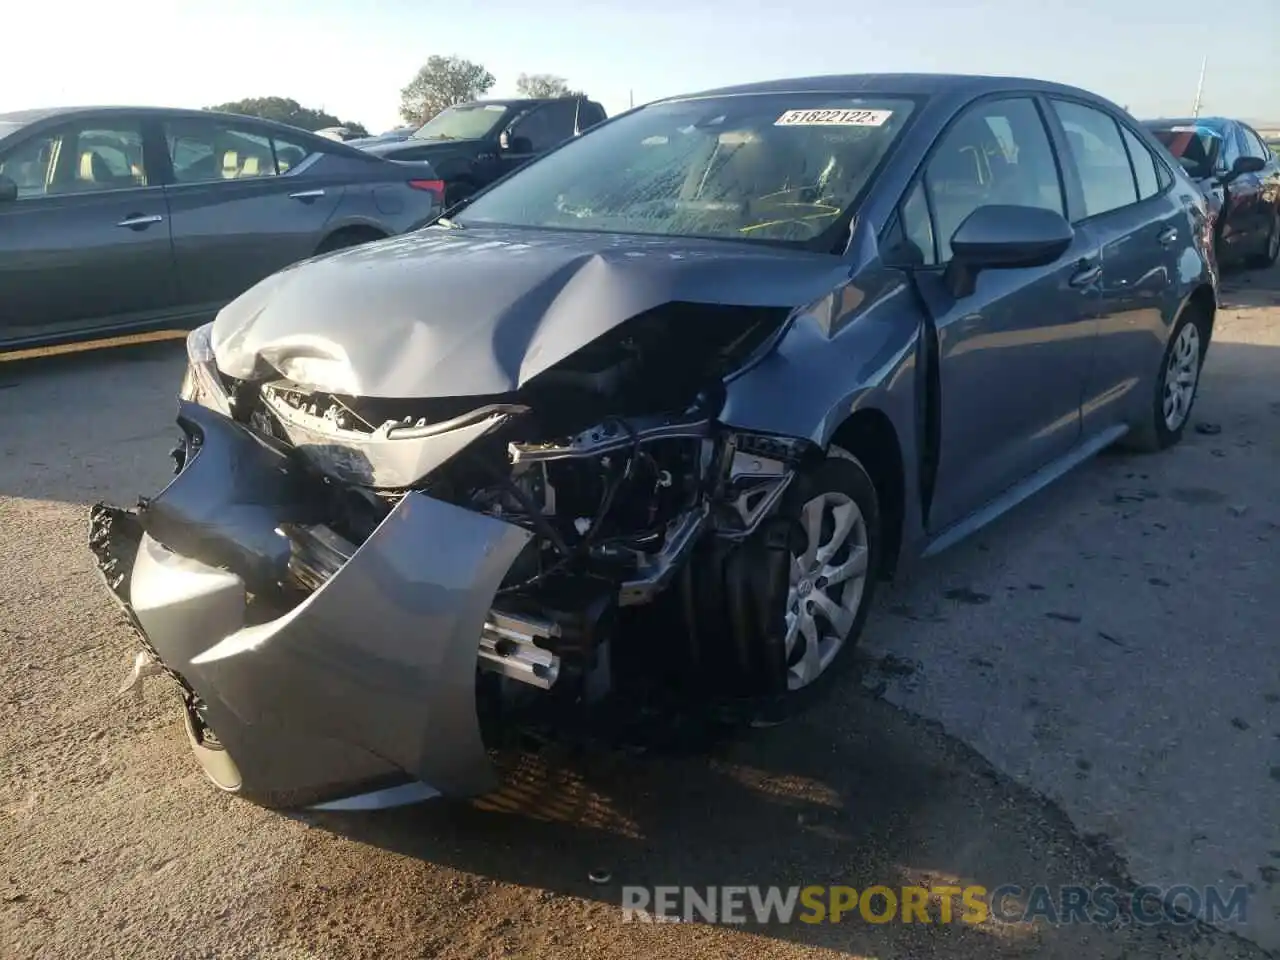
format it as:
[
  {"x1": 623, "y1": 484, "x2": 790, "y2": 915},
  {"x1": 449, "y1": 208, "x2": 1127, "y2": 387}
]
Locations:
[{"x1": 719, "y1": 268, "x2": 921, "y2": 449}]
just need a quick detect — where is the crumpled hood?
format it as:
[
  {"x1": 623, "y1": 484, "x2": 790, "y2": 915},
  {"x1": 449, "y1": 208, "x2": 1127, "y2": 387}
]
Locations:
[{"x1": 210, "y1": 225, "x2": 851, "y2": 399}]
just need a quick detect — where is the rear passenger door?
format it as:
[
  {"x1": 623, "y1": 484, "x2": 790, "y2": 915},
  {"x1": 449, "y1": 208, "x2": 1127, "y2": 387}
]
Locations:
[
  {"x1": 1046, "y1": 99, "x2": 1186, "y2": 436},
  {"x1": 900, "y1": 95, "x2": 1099, "y2": 533},
  {"x1": 0, "y1": 116, "x2": 177, "y2": 344},
  {"x1": 159, "y1": 116, "x2": 343, "y2": 315}
]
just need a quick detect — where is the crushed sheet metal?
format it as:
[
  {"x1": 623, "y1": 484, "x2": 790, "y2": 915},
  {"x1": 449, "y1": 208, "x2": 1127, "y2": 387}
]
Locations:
[{"x1": 209, "y1": 225, "x2": 849, "y2": 398}]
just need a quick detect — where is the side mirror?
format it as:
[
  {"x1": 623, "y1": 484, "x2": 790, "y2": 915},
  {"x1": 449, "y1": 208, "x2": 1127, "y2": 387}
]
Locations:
[
  {"x1": 1220, "y1": 155, "x2": 1265, "y2": 183},
  {"x1": 944, "y1": 204, "x2": 1074, "y2": 299},
  {"x1": 0, "y1": 175, "x2": 17, "y2": 203}
]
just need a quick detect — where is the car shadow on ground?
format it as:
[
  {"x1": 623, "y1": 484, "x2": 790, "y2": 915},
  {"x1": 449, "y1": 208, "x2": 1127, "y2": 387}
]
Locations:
[{"x1": 291, "y1": 676, "x2": 1127, "y2": 956}]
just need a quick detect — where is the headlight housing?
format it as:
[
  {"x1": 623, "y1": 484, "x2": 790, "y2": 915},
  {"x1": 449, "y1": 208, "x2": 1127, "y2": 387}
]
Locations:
[{"x1": 178, "y1": 322, "x2": 233, "y2": 417}]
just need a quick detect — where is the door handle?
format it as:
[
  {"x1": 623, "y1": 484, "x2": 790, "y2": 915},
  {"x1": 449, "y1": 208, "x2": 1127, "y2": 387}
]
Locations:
[
  {"x1": 1157, "y1": 225, "x2": 1178, "y2": 247},
  {"x1": 288, "y1": 189, "x2": 325, "y2": 201},
  {"x1": 116, "y1": 213, "x2": 164, "y2": 229},
  {"x1": 1068, "y1": 259, "x2": 1102, "y2": 288}
]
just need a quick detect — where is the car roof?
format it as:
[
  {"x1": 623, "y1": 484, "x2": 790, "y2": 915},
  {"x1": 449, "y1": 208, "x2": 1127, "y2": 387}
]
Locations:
[
  {"x1": 1145, "y1": 116, "x2": 1235, "y2": 132},
  {"x1": 657, "y1": 73, "x2": 1108, "y2": 103},
  {"x1": 456, "y1": 97, "x2": 595, "y2": 109},
  {"x1": 0, "y1": 105, "x2": 329, "y2": 139}
]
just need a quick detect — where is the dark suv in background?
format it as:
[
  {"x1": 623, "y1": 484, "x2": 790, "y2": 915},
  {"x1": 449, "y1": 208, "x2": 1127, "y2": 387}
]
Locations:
[{"x1": 359, "y1": 96, "x2": 608, "y2": 206}]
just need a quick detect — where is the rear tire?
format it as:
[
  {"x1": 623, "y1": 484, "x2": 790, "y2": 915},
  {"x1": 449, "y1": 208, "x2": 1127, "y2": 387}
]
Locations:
[
  {"x1": 1123, "y1": 305, "x2": 1209, "y2": 452},
  {"x1": 315, "y1": 227, "x2": 385, "y2": 256},
  {"x1": 1246, "y1": 209, "x2": 1280, "y2": 269},
  {"x1": 444, "y1": 179, "x2": 475, "y2": 210}
]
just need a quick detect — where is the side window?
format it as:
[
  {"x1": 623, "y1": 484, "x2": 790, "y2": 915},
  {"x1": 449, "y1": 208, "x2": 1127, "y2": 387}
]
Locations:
[
  {"x1": 3, "y1": 122, "x2": 150, "y2": 197},
  {"x1": 881, "y1": 180, "x2": 937, "y2": 267},
  {"x1": 1218, "y1": 129, "x2": 1240, "y2": 173},
  {"x1": 270, "y1": 134, "x2": 316, "y2": 174},
  {"x1": 508, "y1": 108, "x2": 555, "y2": 153},
  {"x1": 1050, "y1": 100, "x2": 1138, "y2": 219},
  {"x1": 924, "y1": 97, "x2": 1063, "y2": 262},
  {"x1": 540, "y1": 101, "x2": 578, "y2": 145},
  {"x1": 578, "y1": 102, "x2": 607, "y2": 132},
  {"x1": 1241, "y1": 127, "x2": 1269, "y2": 161},
  {"x1": 164, "y1": 118, "x2": 279, "y2": 183},
  {"x1": 1119, "y1": 126, "x2": 1161, "y2": 201},
  {"x1": 0, "y1": 130, "x2": 61, "y2": 198}
]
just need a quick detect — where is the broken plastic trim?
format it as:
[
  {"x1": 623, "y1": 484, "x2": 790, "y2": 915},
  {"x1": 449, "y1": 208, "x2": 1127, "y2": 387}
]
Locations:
[{"x1": 179, "y1": 322, "x2": 233, "y2": 417}]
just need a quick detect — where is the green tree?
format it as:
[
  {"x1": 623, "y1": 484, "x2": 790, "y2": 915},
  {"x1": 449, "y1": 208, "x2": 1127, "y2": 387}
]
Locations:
[
  {"x1": 399, "y1": 56, "x2": 496, "y2": 125},
  {"x1": 515, "y1": 73, "x2": 584, "y2": 99},
  {"x1": 206, "y1": 97, "x2": 368, "y2": 136}
]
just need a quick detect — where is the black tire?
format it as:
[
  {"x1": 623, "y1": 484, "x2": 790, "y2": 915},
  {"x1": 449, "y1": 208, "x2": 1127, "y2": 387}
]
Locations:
[
  {"x1": 315, "y1": 228, "x2": 385, "y2": 256},
  {"x1": 444, "y1": 179, "x2": 475, "y2": 210},
  {"x1": 1245, "y1": 208, "x2": 1280, "y2": 270},
  {"x1": 771, "y1": 446, "x2": 882, "y2": 702},
  {"x1": 1123, "y1": 305, "x2": 1209, "y2": 453}
]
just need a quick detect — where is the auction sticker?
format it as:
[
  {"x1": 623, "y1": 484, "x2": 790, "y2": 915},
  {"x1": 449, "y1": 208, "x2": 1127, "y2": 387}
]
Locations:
[{"x1": 775, "y1": 108, "x2": 893, "y2": 127}]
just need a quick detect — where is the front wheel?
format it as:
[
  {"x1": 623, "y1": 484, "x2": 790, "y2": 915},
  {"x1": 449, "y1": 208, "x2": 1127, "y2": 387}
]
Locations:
[{"x1": 776, "y1": 447, "x2": 882, "y2": 694}]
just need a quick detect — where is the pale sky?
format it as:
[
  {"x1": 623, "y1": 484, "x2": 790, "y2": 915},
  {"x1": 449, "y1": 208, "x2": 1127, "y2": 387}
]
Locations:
[{"x1": 4, "y1": 0, "x2": 1277, "y2": 133}]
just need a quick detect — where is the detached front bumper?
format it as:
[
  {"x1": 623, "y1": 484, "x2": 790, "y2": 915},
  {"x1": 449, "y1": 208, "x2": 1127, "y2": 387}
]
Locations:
[{"x1": 89, "y1": 401, "x2": 534, "y2": 809}]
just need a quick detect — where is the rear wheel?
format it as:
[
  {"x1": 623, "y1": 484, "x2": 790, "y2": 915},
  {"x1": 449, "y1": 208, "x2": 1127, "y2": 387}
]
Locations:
[
  {"x1": 444, "y1": 179, "x2": 475, "y2": 210},
  {"x1": 1246, "y1": 209, "x2": 1280, "y2": 269},
  {"x1": 1124, "y1": 305, "x2": 1208, "y2": 452},
  {"x1": 315, "y1": 227, "x2": 385, "y2": 256}
]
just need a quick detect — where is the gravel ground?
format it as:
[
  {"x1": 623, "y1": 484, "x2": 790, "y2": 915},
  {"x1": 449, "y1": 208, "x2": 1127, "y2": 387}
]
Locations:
[{"x1": 0, "y1": 267, "x2": 1276, "y2": 960}]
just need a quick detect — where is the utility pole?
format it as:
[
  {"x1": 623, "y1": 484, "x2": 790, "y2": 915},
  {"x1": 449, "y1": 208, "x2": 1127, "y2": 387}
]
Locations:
[{"x1": 1191, "y1": 56, "x2": 1207, "y2": 118}]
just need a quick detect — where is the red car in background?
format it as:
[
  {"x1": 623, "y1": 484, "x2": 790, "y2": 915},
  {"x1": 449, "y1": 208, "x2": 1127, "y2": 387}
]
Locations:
[{"x1": 1145, "y1": 117, "x2": 1280, "y2": 269}]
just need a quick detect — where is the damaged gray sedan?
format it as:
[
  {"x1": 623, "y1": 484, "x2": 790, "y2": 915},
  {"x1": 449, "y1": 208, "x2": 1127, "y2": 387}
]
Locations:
[{"x1": 90, "y1": 74, "x2": 1217, "y2": 810}]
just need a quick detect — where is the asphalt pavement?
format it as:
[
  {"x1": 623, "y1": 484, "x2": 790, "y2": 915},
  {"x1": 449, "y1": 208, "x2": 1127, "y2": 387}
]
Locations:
[{"x1": 0, "y1": 267, "x2": 1276, "y2": 960}]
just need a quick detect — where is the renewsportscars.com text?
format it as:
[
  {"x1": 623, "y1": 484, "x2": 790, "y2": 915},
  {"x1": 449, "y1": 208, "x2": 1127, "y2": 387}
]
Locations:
[{"x1": 620, "y1": 884, "x2": 1250, "y2": 926}]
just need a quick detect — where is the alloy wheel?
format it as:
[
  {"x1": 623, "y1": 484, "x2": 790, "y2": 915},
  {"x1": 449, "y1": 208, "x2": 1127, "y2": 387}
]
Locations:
[
  {"x1": 1162, "y1": 322, "x2": 1201, "y2": 433},
  {"x1": 783, "y1": 491, "x2": 870, "y2": 690}
]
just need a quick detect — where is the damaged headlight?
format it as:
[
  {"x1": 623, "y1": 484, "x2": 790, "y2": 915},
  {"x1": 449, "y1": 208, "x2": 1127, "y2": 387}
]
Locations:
[{"x1": 179, "y1": 322, "x2": 233, "y2": 417}]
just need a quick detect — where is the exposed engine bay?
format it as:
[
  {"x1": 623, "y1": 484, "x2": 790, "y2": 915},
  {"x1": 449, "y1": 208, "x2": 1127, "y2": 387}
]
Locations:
[{"x1": 173, "y1": 302, "x2": 822, "y2": 735}]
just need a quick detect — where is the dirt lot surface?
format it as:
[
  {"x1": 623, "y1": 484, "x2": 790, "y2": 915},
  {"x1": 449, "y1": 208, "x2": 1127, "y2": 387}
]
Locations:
[{"x1": 1, "y1": 267, "x2": 1277, "y2": 960}]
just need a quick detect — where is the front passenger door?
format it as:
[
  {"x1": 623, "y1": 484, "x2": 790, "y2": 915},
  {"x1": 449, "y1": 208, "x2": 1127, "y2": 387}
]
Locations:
[
  {"x1": 906, "y1": 96, "x2": 1099, "y2": 534},
  {"x1": 0, "y1": 117, "x2": 176, "y2": 345}
]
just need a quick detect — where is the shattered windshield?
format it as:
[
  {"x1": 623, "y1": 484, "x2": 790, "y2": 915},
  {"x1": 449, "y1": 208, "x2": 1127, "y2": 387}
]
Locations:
[
  {"x1": 1148, "y1": 125, "x2": 1221, "y2": 179},
  {"x1": 412, "y1": 104, "x2": 511, "y2": 141},
  {"x1": 456, "y1": 93, "x2": 917, "y2": 248}
]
